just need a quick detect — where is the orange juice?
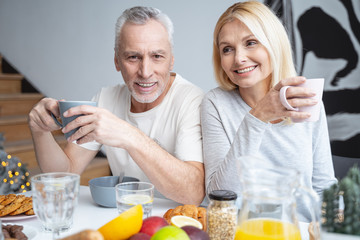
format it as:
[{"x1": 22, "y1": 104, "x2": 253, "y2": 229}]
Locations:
[{"x1": 235, "y1": 218, "x2": 301, "y2": 240}]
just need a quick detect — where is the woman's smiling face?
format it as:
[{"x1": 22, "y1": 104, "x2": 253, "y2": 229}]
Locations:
[{"x1": 218, "y1": 19, "x2": 272, "y2": 90}]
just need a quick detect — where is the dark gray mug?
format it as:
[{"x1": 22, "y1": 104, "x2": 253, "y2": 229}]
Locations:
[{"x1": 51, "y1": 101, "x2": 97, "y2": 139}]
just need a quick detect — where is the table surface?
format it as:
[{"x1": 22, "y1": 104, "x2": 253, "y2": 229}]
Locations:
[
  {"x1": 2, "y1": 186, "x2": 182, "y2": 240},
  {"x1": 2, "y1": 186, "x2": 359, "y2": 240}
]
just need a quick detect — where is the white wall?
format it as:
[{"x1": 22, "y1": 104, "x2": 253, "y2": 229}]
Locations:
[{"x1": 0, "y1": 0, "x2": 240, "y2": 100}]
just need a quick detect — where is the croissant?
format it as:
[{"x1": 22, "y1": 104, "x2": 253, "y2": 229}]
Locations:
[{"x1": 163, "y1": 204, "x2": 207, "y2": 231}]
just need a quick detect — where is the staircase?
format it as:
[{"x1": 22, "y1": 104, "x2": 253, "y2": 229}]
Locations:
[{"x1": 0, "y1": 55, "x2": 111, "y2": 185}]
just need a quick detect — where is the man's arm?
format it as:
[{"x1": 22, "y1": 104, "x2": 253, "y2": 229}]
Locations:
[
  {"x1": 64, "y1": 105, "x2": 205, "y2": 205},
  {"x1": 31, "y1": 131, "x2": 97, "y2": 173},
  {"x1": 29, "y1": 98, "x2": 97, "y2": 174},
  {"x1": 125, "y1": 128, "x2": 205, "y2": 205}
]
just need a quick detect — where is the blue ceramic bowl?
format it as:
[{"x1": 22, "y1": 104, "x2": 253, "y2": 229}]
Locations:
[{"x1": 89, "y1": 176, "x2": 139, "y2": 208}]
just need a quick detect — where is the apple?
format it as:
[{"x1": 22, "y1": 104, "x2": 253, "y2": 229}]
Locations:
[
  {"x1": 182, "y1": 226, "x2": 210, "y2": 240},
  {"x1": 129, "y1": 233, "x2": 151, "y2": 240},
  {"x1": 151, "y1": 226, "x2": 190, "y2": 240},
  {"x1": 140, "y1": 216, "x2": 169, "y2": 236}
]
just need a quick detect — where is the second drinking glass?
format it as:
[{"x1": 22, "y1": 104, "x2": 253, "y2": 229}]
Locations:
[
  {"x1": 115, "y1": 182, "x2": 154, "y2": 218},
  {"x1": 31, "y1": 172, "x2": 80, "y2": 239}
]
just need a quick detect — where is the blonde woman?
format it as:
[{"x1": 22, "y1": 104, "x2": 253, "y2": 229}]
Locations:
[{"x1": 201, "y1": 1, "x2": 337, "y2": 221}]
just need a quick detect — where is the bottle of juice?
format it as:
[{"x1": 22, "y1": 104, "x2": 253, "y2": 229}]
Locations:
[{"x1": 235, "y1": 218, "x2": 301, "y2": 240}]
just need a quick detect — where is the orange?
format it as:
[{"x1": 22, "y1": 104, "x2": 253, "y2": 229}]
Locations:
[{"x1": 98, "y1": 204, "x2": 143, "y2": 240}]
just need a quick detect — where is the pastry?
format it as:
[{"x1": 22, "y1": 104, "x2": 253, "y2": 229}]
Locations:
[
  {"x1": 60, "y1": 229, "x2": 104, "y2": 240},
  {"x1": 24, "y1": 208, "x2": 35, "y2": 215},
  {"x1": 0, "y1": 195, "x2": 26, "y2": 217},
  {"x1": 163, "y1": 204, "x2": 207, "y2": 231},
  {"x1": 9, "y1": 197, "x2": 33, "y2": 216},
  {"x1": 0, "y1": 194, "x2": 16, "y2": 206},
  {"x1": 0, "y1": 194, "x2": 35, "y2": 217},
  {"x1": 0, "y1": 195, "x2": 6, "y2": 204}
]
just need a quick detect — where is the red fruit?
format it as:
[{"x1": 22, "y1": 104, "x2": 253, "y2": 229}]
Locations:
[
  {"x1": 128, "y1": 233, "x2": 151, "y2": 240},
  {"x1": 140, "y1": 216, "x2": 169, "y2": 236},
  {"x1": 181, "y1": 226, "x2": 210, "y2": 240}
]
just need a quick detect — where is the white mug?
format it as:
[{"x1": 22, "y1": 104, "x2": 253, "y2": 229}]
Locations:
[{"x1": 279, "y1": 78, "x2": 324, "y2": 122}]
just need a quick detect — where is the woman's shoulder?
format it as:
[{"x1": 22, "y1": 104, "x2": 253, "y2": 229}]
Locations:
[
  {"x1": 172, "y1": 73, "x2": 204, "y2": 97},
  {"x1": 203, "y1": 87, "x2": 240, "y2": 103}
]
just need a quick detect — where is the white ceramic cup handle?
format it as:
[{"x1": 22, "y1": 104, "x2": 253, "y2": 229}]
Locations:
[{"x1": 279, "y1": 86, "x2": 299, "y2": 111}]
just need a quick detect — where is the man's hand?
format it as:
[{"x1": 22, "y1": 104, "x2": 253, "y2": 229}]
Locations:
[
  {"x1": 62, "y1": 105, "x2": 135, "y2": 148},
  {"x1": 28, "y1": 97, "x2": 61, "y2": 134}
]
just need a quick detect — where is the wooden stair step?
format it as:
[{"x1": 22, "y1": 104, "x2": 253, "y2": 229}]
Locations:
[
  {"x1": 4, "y1": 134, "x2": 66, "y2": 167},
  {"x1": 0, "y1": 115, "x2": 31, "y2": 142},
  {"x1": 0, "y1": 73, "x2": 23, "y2": 94},
  {"x1": 25, "y1": 157, "x2": 111, "y2": 186},
  {"x1": 0, "y1": 93, "x2": 44, "y2": 116},
  {"x1": 0, "y1": 115, "x2": 63, "y2": 142},
  {"x1": 4, "y1": 135, "x2": 67, "y2": 169},
  {"x1": 0, "y1": 73, "x2": 24, "y2": 80},
  {"x1": 80, "y1": 157, "x2": 111, "y2": 186},
  {"x1": 4, "y1": 134, "x2": 66, "y2": 153}
]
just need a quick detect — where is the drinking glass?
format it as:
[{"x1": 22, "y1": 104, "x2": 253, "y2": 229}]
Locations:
[
  {"x1": 0, "y1": 219, "x2": 4, "y2": 240},
  {"x1": 31, "y1": 172, "x2": 80, "y2": 239},
  {"x1": 115, "y1": 182, "x2": 154, "y2": 218}
]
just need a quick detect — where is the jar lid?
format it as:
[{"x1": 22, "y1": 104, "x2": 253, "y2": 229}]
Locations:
[{"x1": 209, "y1": 190, "x2": 237, "y2": 201}]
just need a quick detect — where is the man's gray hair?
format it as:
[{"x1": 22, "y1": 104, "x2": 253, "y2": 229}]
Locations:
[{"x1": 115, "y1": 6, "x2": 174, "y2": 54}]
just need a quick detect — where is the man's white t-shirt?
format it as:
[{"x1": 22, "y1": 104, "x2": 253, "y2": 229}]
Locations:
[{"x1": 80, "y1": 73, "x2": 204, "y2": 184}]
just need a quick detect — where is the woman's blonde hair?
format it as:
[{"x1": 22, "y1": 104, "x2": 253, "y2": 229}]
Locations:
[{"x1": 213, "y1": 1, "x2": 297, "y2": 90}]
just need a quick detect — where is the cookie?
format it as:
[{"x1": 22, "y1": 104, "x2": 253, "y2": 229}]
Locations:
[
  {"x1": 0, "y1": 195, "x2": 26, "y2": 217},
  {"x1": 9, "y1": 197, "x2": 33, "y2": 216},
  {"x1": 0, "y1": 194, "x2": 16, "y2": 206},
  {"x1": 24, "y1": 208, "x2": 35, "y2": 215}
]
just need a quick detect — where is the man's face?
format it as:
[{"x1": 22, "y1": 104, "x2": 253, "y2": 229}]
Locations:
[{"x1": 115, "y1": 20, "x2": 174, "y2": 106}]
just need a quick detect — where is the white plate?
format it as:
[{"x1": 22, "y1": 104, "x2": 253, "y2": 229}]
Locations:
[
  {"x1": 17, "y1": 191, "x2": 32, "y2": 197},
  {"x1": 2, "y1": 224, "x2": 38, "y2": 240},
  {"x1": 1, "y1": 214, "x2": 37, "y2": 222},
  {"x1": 23, "y1": 225, "x2": 38, "y2": 240},
  {"x1": 1, "y1": 191, "x2": 36, "y2": 222}
]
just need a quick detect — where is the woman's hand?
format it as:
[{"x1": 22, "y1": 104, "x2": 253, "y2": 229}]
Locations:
[{"x1": 250, "y1": 76, "x2": 317, "y2": 122}]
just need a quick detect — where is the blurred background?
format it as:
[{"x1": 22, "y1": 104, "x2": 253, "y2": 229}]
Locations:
[{"x1": 0, "y1": 0, "x2": 359, "y2": 183}]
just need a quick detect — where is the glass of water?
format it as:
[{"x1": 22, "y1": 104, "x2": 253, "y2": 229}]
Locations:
[
  {"x1": 0, "y1": 219, "x2": 4, "y2": 240},
  {"x1": 31, "y1": 172, "x2": 80, "y2": 239},
  {"x1": 115, "y1": 182, "x2": 154, "y2": 218}
]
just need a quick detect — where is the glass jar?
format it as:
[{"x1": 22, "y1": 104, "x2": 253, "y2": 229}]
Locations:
[{"x1": 207, "y1": 190, "x2": 238, "y2": 240}]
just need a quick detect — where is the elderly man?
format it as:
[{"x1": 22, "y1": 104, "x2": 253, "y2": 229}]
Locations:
[{"x1": 29, "y1": 6, "x2": 204, "y2": 205}]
